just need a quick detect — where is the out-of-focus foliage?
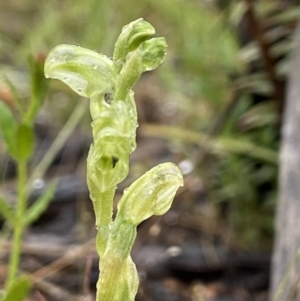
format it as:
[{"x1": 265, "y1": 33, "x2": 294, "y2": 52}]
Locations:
[{"x1": 0, "y1": 0, "x2": 299, "y2": 248}]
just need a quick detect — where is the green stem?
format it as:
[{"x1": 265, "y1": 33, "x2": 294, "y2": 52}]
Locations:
[
  {"x1": 97, "y1": 188, "x2": 116, "y2": 227},
  {"x1": 6, "y1": 160, "x2": 27, "y2": 290},
  {"x1": 93, "y1": 188, "x2": 116, "y2": 256}
]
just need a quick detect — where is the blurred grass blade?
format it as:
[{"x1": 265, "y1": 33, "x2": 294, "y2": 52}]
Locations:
[
  {"x1": 29, "y1": 100, "x2": 88, "y2": 183},
  {"x1": 25, "y1": 181, "x2": 56, "y2": 226},
  {"x1": 238, "y1": 102, "x2": 277, "y2": 130},
  {"x1": 140, "y1": 124, "x2": 278, "y2": 164},
  {"x1": 0, "y1": 102, "x2": 17, "y2": 158},
  {"x1": 0, "y1": 196, "x2": 15, "y2": 225},
  {"x1": 2, "y1": 275, "x2": 31, "y2": 301},
  {"x1": 269, "y1": 7, "x2": 300, "y2": 24}
]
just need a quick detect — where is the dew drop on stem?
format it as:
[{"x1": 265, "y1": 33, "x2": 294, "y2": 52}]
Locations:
[{"x1": 148, "y1": 188, "x2": 154, "y2": 195}]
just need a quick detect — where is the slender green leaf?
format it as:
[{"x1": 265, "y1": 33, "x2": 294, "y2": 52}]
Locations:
[
  {"x1": 24, "y1": 55, "x2": 48, "y2": 124},
  {"x1": 0, "y1": 102, "x2": 17, "y2": 157},
  {"x1": 29, "y1": 54, "x2": 48, "y2": 106},
  {"x1": 25, "y1": 181, "x2": 56, "y2": 226},
  {"x1": 3, "y1": 276, "x2": 31, "y2": 301},
  {"x1": 0, "y1": 196, "x2": 14, "y2": 225}
]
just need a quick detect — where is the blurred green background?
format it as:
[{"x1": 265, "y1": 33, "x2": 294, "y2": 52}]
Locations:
[{"x1": 1, "y1": 0, "x2": 299, "y2": 250}]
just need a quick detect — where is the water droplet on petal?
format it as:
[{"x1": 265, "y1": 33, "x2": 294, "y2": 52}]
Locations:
[{"x1": 148, "y1": 188, "x2": 154, "y2": 195}]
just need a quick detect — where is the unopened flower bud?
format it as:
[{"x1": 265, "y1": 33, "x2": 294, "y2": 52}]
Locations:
[{"x1": 113, "y1": 18, "x2": 155, "y2": 74}]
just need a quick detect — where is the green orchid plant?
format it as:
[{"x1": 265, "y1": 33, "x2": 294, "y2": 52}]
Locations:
[{"x1": 44, "y1": 18, "x2": 183, "y2": 301}]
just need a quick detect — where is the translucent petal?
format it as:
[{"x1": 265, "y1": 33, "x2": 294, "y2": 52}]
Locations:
[
  {"x1": 117, "y1": 162, "x2": 183, "y2": 225},
  {"x1": 141, "y1": 37, "x2": 168, "y2": 72},
  {"x1": 44, "y1": 44, "x2": 116, "y2": 98}
]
